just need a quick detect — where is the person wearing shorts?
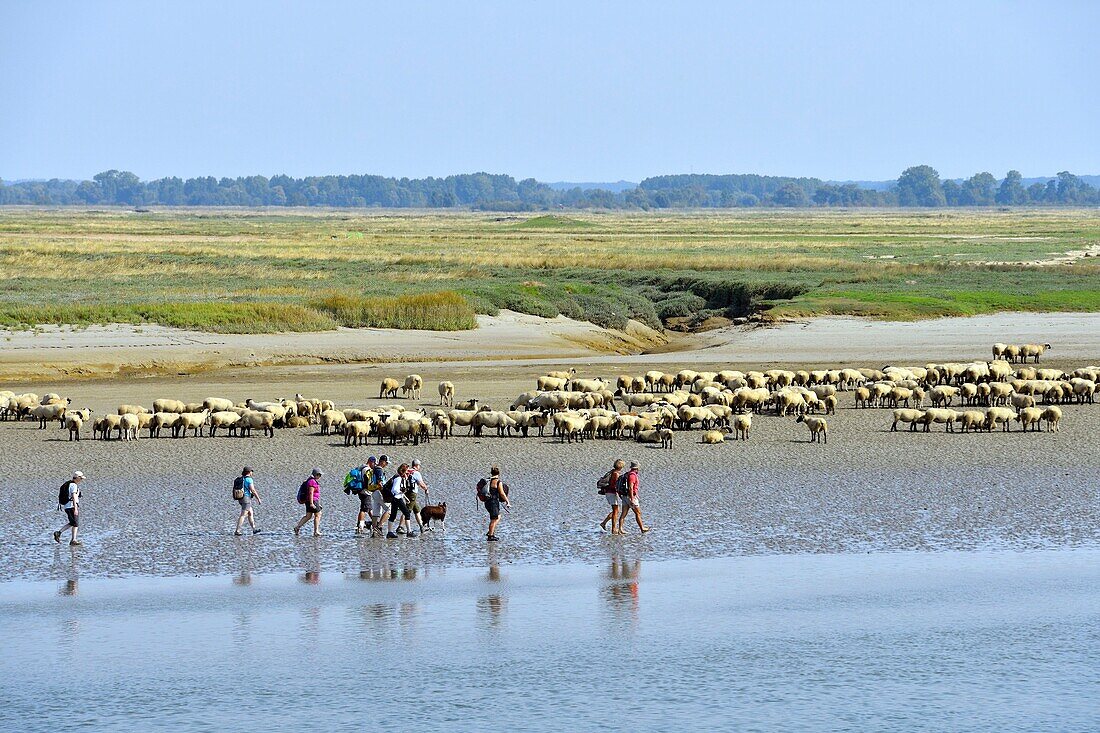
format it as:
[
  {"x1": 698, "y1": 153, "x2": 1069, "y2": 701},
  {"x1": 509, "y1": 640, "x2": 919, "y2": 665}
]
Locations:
[
  {"x1": 615, "y1": 461, "x2": 650, "y2": 534},
  {"x1": 484, "y1": 465, "x2": 510, "y2": 541},
  {"x1": 53, "y1": 471, "x2": 84, "y2": 546},
  {"x1": 407, "y1": 459, "x2": 429, "y2": 533},
  {"x1": 599, "y1": 459, "x2": 625, "y2": 533},
  {"x1": 385, "y1": 464, "x2": 415, "y2": 538},
  {"x1": 294, "y1": 468, "x2": 324, "y2": 537},
  {"x1": 234, "y1": 466, "x2": 261, "y2": 536}
]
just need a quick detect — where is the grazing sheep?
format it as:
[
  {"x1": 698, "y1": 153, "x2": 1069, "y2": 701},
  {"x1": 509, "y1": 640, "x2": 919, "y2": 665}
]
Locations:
[
  {"x1": 379, "y1": 378, "x2": 400, "y2": 399},
  {"x1": 203, "y1": 397, "x2": 235, "y2": 413},
  {"x1": 1020, "y1": 343, "x2": 1052, "y2": 363},
  {"x1": 238, "y1": 410, "x2": 276, "y2": 438},
  {"x1": 823, "y1": 395, "x2": 837, "y2": 415},
  {"x1": 1041, "y1": 406, "x2": 1062, "y2": 432},
  {"x1": 984, "y1": 407, "x2": 1016, "y2": 432},
  {"x1": 891, "y1": 409, "x2": 925, "y2": 432},
  {"x1": 796, "y1": 415, "x2": 828, "y2": 443},
  {"x1": 555, "y1": 414, "x2": 587, "y2": 444},
  {"x1": 401, "y1": 374, "x2": 424, "y2": 400},
  {"x1": 208, "y1": 411, "x2": 242, "y2": 437},
  {"x1": 854, "y1": 386, "x2": 873, "y2": 408},
  {"x1": 929, "y1": 386, "x2": 959, "y2": 407},
  {"x1": 956, "y1": 410, "x2": 986, "y2": 433},
  {"x1": 1009, "y1": 393, "x2": 1036, "y2": 410},
  {"x1": 96, "y1": 414, "x2": 123, "y2": 440},
  {"x1": 1015, "y1": 406, "x2": 1044, "y2": 432},
  {"x1": 438, "y1": 381, "x2": 455, "y2": 407}
]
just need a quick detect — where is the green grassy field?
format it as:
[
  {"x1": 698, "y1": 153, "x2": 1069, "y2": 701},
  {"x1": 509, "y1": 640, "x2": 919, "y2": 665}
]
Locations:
[{"x1": 0, "y1": 207, "x2": 1097, "y2": 332}]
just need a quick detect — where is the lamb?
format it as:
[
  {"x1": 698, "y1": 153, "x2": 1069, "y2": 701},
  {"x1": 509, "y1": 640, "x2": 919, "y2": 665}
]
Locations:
[
  {"x1": 438, "y1": 381, "x2": 455, "y2": 407},
  {"x1": 208, "y1": 411, "x2": 242, "y2": 437},
  {"x1": 891, "y1": 408, "x2": 924, "y2": 432},
  {"x1": 401, "y1": 374, "x2": 423, "y2": 400},
  {"x1": 796, "y1": 415, "x2": 828, "y2": 443},
  {"x1": 1041, "y1": 405, "x2": 1062, "y2": 432},
  {"x1": 1015, "y1": 406, "x2": 1044, "y2": 433},
  {"x1": 379, "y1": 378, "x2": 400, "y2": 399},
  {"x1": 733, "y1": 413, "x2": 752, "y2": 440},
  {"x1": 175, "y1": 410, "x2": 209, "y2": 438}
]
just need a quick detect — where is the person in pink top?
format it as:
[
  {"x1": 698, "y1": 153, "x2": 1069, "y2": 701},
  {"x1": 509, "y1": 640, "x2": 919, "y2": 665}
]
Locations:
[
  {"x1": 614, "y1": 461, "x2": 650, "y2": 534},
  {"x1": 294, "y1": 468, "x2": 324, "y2": 537}
]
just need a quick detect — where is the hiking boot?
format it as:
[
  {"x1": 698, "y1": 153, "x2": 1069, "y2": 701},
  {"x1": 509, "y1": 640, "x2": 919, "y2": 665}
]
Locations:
[
  {"x1": 69, "y1": 539, "x2": 83, "y2": 546},
  {"x1": 52, "y1": 531, "x2": 61, "y2": 544},
  {"x1": 386, "y1": 531, "x2": 398, "y2": 539}
]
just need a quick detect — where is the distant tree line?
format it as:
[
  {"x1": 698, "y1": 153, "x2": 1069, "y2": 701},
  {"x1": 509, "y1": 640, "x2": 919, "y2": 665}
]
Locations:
[{"x1": 1, "y1": 166, "x2": 1097, "y2": 209}]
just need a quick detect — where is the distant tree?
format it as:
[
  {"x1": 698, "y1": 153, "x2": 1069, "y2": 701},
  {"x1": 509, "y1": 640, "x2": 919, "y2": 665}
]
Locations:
[
  {"x1": 74, "y1": 180, "x2": 102, "y2": 204},
  {"x1": 961, "y1": 172, "x2": 997, "y2": 206},
  {"x1": 896, "y1": 165, "x2": 946, "y2": 206},
  {"x1": 942, "y1": 180, "x2": 963, "y2": 206},
  {"x1": 996, "y1": 170, "x2": 1026, "y2": 205},
  {"x1": 774, "y1": 182, "x2": 809, "y2": 207},
  {"x1": 1026, "y1": 182, "x2": 1047, "y2": 203}
]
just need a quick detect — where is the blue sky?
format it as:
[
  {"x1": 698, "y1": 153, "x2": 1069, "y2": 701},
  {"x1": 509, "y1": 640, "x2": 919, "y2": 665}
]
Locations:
[{"x1": 2, "y1": 1, "x2": 1097, "y2": 182}]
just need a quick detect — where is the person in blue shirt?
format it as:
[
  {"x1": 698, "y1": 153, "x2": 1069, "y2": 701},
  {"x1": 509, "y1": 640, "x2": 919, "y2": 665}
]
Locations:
[
  {"x1": 234, "y1": 466, "x2": 261, "y2": 536},
  {"x1": 347, "y1": 462, "x2": 369, "y2": 535}
]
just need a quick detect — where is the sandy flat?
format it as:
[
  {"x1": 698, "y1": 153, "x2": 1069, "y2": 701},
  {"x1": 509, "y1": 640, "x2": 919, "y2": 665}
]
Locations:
[{"x1": 3, "y1": 311, "x2": 1098, "y2": 383}]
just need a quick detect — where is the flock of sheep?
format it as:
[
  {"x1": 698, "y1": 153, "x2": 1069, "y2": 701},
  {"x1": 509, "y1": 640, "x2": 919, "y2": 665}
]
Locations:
[{"x1": 1, "y1": 343, "x2": 1095, "y2": 448}]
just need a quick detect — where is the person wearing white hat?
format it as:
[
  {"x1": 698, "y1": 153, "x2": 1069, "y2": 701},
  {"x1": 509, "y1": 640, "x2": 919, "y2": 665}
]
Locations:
[{"x1": 53, "y1": 471, "x2": 85, "y2": 546}]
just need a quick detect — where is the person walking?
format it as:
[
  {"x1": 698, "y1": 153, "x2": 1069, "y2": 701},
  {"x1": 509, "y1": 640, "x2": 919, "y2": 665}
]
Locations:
[
  {"x1": 615, "y1": 461, "x2": 649, "y2": 534},
  {"x1": 599, "y1": 459, "x2": 625, "y2": 533},
  {"x1": 369, "y1": 455, "x2": 390, "y2": 537},
  {"x1": 53, "y1": 471, "x2": 85, "y2": 546},
  {"x1": 407, "y1": 459, "x2": 430, "y2": 533},
  {"x1": 233, "y1": 466, "x2": 262, "y2": 536},
  {"x1": 344, "y1": 462, "x2": 369, "y2": 535},
  {"x1": 294, "y1": 468, "x2": 324, "y2": 537},
  {"x1": 481, "y1": 465, "x2": 510, "y2": 542},
  {"x1": 385, "y1": 464, "x2": 415, "y2": 538}
]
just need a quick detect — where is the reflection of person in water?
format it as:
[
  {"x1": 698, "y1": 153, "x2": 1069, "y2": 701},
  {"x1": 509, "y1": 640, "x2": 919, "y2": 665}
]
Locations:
[
  {"x1": 602, "y1": 559, "x2": 641, "y2": 617},
  {"x1": 478, "y1": 565, "x2": 506, "y2": 627},
  {"x1": 58, "y1": 579, "x2": 78, "y2": 597}
]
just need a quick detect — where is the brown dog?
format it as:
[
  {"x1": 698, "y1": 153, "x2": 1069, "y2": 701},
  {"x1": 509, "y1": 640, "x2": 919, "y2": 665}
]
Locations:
[{"x1": 420, "y1": 502, "x2": 446, "y2": 531}]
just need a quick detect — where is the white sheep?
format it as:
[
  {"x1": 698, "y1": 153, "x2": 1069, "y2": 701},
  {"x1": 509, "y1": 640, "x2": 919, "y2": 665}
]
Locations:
[
  {"x1": 796, "y1": 415, "x2": 828, "y2": 443},
  {"x1": 733, "y1": 413, "x2": 751, "y2": 440},
  {"x1": 208, "y1": 411, "x2": 242, "y2": 437},
  {"x1": 1015, "y1": 407, "x2": 1044, "y2": 432},
  {"x1": 1041, "y1": 406, "x2": 1062, "y2": 432},
  {"x1": 379, "y1": 378, "x2": 400, "y2": 399},
  {"x1": 438, "y1": 381, "x2": 455, "y2": 407},
  {"x1": 402, "y1": 374, "x2": 423, "y2": 400}
]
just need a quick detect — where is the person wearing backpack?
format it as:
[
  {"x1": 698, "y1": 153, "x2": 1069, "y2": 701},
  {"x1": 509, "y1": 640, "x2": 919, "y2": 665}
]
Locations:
[
  {"x1": 368, "y1": 455, "x2": 390, "y2": 537},
  {"x1": 479, "y1": 465, "x2": 510, "y2": 541},
  {"x1": 598, "y1": 459, "x2": 625, "y2": 533},
  {"x1": 614, "y1": 461, "x2": 650, "y2": 534},
  {"x1": 385, "y1": 463, "x2": 415, "y2": 539},
  {"x1": 344, "y1": 462, "x2": 370, "y2": 535},
  {"x1": 52, "y1": 471, "x2": 85, "y2": 546},
  {"x1": 294, "y1": 468, "x2": 324, "y2": 537},
  {"x1": 233, "y1": 466, "x2": 262, "y2": 536}
]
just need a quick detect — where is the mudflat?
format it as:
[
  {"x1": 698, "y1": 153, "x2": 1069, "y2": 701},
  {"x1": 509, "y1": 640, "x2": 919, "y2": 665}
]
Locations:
[{"x1": 4, "y1": 312, "x2": 1098, "y2": 581}]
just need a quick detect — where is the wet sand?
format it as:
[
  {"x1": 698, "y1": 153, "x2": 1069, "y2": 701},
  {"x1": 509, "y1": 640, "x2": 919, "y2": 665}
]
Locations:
[{"x1": 3, "y1": 349, "x2": 1099, "y2": 581}]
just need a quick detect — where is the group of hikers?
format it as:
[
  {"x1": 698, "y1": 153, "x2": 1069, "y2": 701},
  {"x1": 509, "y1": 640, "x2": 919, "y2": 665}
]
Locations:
[{"x1": 52, "y1": 457, "x2": 649, "y2": 545}]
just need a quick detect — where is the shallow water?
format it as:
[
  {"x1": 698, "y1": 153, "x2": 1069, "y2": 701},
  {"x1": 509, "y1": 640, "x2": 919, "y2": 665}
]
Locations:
[{"x1": 3, "y1": 548, "x2": 1098, "y2": 733}]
